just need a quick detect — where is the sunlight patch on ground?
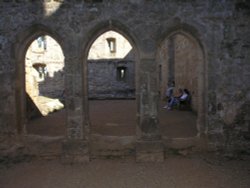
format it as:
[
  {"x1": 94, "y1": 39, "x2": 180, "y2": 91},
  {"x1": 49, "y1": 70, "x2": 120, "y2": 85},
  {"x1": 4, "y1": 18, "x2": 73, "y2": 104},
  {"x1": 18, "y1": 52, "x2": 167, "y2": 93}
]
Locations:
[{"x1": 33, "y1": 96, "x2": 64, "y2": 116}]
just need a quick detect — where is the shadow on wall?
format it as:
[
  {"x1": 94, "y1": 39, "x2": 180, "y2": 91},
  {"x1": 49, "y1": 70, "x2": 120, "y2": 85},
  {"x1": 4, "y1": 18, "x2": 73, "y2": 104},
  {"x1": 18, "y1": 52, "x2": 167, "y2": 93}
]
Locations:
[
  {"x1": 26, "y1": 67, "x2": 65, "y2": 118},
  {"x1": 26, "y1": 93, "x2": 43, "y2": 119},
  {"x1": 39, "y1": 68, "x2": 65, "y2": 103}
]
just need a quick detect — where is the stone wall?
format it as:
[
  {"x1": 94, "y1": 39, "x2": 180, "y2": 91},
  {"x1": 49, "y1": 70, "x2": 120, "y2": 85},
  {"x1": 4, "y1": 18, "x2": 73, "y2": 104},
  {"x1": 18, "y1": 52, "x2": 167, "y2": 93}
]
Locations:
[
  {"x1": 88, "y1": 30, "x2": 134, "y2": 60},
  {"x1": 26, "y1": 32, "x2": 133, "y2": 100},
  {"x1": 0, "y1": 0, "x2": 249, "y2": 160},
  {"x1": 88, "y1": 60, "x2": 135, "y2": 99},
  {"x1": 39, "y1": 64, "x2": 64, "y2": 99},
  {"x1": 174, "y1": 34, "x2": 202, "y2": 112}
]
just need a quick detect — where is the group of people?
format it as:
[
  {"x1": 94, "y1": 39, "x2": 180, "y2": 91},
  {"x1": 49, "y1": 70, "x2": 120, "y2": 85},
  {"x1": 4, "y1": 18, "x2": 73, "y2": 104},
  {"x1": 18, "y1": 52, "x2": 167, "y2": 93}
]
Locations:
[{"x1": 163, "y1": 81, "x2": 190, "y2": 110}]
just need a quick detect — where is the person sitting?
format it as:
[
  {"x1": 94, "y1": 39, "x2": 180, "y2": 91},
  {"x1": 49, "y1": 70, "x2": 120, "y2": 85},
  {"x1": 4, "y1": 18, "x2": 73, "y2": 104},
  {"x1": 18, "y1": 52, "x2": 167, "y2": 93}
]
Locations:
[
  {"x1": 165, "y1": 88, "x2": 189, "y2": 110},
  {"x1": 163, "y1": 81, "x2": 175, "y2": 108},
  {"x1": 179, "y1": 88, "x2": 191, "y2": 110}
]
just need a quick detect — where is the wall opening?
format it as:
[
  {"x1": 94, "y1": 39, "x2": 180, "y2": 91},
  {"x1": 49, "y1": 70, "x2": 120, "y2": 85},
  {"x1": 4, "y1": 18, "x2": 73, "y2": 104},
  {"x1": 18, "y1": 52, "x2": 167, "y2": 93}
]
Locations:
[
  {"x1": 157, "y1": 32, "x2": 205, "y2": 139},
  {"x1": 107, "y1": 37, "x2": 116, "y2": 53},
  {"x1": 117, "y1": 66, "x2": 127, "y2": 81},
  {"x1": 25, "y1": 35, "x2": 66, "y2": 136},
  {"x1": 86, "y1": 30, "x2": 137, "y2": 152}
]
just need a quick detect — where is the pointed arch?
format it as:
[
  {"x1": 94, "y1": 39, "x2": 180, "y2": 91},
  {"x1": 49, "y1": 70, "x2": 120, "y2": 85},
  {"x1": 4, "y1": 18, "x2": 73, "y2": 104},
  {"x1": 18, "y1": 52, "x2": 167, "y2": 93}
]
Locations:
[
  {"x1": 81, "y1": 20, "x2": 141, "y2": 105},
  {"x1": 156, "y1": 23, "x2": 207, "y2": 138},
  {"x1": 14, "y1": 24, "x2": 65, "y2": 60},
  {"x1": 157, "y1": 22, "x2": 207, "y2": 61},
  {"x1": 81, "y1": 20, "x2": 140, "y2": 62},
  {"x1": 14, "y1": 24, "x2": 66, "y2": 134},
  {"x1": 81, "y1": 20, "x2": 141, "y2": 150}
]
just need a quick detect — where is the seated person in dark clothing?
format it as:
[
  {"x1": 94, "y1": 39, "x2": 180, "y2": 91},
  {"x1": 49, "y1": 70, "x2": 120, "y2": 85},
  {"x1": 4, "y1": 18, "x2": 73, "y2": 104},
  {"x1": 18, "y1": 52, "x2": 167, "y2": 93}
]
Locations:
[{"x1": 179, "y1": 88, "x2": 191, "y2": 110}]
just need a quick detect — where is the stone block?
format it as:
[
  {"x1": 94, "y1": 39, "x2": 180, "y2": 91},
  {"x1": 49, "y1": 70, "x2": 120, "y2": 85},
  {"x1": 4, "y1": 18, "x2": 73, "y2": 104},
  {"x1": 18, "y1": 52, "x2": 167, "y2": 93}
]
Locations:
[
  {"x1": 91, "y1": 134, "x2": 135, "y2": 158},
  {"x1": 136, "y1": 140, "x2": 164, "y2": 162},
  {"x1": 61, "y1": 139, "x2": 90, "y2": 163}
]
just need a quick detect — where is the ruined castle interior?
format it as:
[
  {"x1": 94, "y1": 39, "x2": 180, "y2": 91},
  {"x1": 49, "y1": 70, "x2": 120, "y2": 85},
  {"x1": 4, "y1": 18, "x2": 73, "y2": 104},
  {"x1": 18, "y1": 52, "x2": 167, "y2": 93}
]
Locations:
[{"x1": 0, "y1": 0, "x2": 249, "y2": 162}]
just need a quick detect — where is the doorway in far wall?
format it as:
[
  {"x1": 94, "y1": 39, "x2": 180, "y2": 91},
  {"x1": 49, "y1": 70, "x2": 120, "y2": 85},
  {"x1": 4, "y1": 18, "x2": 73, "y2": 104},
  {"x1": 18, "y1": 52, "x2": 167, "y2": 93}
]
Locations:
[
  {"x1": 87, "y1": 30, "x2": 137, "y2": 137},
  {"x1": 157, "y1": 32, "x2": 205, "y2": 139}
]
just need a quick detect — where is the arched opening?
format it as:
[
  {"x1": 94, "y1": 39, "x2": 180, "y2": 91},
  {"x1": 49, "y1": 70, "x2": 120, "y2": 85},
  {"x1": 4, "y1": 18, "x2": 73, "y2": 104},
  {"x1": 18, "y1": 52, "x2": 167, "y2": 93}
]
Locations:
[
  {"x1": 157, "y1": 32, "x2": 205, "y2": 139},
  {"x1": 17, "y1": 32, "x2": 66, "y2": 137},
  {"x1": 85, "y1": 29, "x2": 138, "y2": 156}
]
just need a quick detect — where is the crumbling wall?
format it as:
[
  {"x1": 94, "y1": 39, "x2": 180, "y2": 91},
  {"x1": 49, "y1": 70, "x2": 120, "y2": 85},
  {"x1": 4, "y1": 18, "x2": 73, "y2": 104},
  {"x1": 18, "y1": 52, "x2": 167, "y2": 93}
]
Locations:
[{"x1": 207, "y1": 1, "x2": 250, "y2": 155}]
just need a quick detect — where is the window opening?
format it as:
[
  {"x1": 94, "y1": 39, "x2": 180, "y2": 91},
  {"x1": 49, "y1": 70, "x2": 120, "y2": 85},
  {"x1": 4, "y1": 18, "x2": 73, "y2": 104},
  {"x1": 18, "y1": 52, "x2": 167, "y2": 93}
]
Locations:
[
  {"x1": 33, "y1": 63, "x2": 47, "y2": 80},
  {"x1": 117, "y1": 66, "x2": 127, "y2": 81},
  {"x1": 107, "y1": 37, "x2": 116, "y2": 53},
  {"x1": 37, "y1": 36, "x2": 47, "y2": 50}
]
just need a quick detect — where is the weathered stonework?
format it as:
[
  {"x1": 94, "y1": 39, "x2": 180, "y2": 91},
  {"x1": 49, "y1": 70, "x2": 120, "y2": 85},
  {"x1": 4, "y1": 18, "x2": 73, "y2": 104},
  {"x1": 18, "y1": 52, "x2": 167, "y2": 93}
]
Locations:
[
  {"x1": 88, "y1": 60, "x2": 135, "y2": 99},
  {"x1": 0, "y1": 0, "x2": 249, "y2": 162}
]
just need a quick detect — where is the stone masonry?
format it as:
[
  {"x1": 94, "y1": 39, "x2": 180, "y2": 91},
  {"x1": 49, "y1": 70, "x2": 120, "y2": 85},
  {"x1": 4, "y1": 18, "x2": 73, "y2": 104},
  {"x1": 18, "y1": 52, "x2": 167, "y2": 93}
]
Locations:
[
  {"x1": 0, "y1": 0, "x2": 250, "y2": 162},
  {"x1": 88, "y1": 60, "x2": 135, "y2": 99}
]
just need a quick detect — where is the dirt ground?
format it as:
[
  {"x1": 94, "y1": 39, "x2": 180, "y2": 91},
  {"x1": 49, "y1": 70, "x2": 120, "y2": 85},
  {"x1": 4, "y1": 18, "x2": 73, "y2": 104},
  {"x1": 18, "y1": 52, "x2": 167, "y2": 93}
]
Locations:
[
  {"x1": 2, "y1": 100, "x2": 250, "y2": 188},
  {"x1": 0, "y1": 155, "x2": 250, "y2": 188},
  {"x1": 27, "y1": 100, "x2": 197, "y2": 138}
]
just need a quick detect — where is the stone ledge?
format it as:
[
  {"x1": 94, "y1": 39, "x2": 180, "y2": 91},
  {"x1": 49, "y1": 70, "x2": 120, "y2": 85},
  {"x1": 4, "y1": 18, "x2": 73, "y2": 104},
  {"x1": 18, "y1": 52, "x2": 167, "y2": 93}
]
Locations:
[
  {"x1": 61, "y1": 139, "x2": 90, "y2": 163},
  {"x1": 91, "y1": 134, "x2": 135, "y2": 158},
  {"x1": 136, "y1": 140, "x2": 164, "y2": 162}
]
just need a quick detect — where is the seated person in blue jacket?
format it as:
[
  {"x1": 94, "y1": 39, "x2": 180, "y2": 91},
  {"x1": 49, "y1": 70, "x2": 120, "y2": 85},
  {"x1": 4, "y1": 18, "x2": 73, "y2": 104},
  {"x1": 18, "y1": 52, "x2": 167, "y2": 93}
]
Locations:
[
  {"x1": 163, "y1": 81, "x2": 175, "y2": 108},
  {"x1": 164, "y1": 88, "x2": 189, "y2": 110}
]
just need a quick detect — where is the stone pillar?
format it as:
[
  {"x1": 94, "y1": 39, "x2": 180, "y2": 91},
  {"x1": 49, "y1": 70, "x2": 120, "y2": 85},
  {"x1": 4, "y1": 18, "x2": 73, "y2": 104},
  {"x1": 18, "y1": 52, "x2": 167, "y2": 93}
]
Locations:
[
  {"x1": 136, "y1": 58, "x2": 164, "y2": 162},
  {"x1": 168, "y1": 36, "x2": 175, "y2": 83},
  {"x1": 61, "y1": 54, "x2": 90, "y2": 163}
]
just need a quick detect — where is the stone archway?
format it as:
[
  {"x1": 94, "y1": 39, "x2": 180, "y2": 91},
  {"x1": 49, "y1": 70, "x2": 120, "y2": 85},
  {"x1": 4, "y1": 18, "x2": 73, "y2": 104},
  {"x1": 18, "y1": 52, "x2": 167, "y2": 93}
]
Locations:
[
  {"x1": 81, "y1": 21, "x2": 140, "y2": 157},
  {"x1": 157, "y1": 29, "x2": 207, "y2": 143},
  {"x1": 14, "y1": 25, "x2": 66, "y2": 136}
]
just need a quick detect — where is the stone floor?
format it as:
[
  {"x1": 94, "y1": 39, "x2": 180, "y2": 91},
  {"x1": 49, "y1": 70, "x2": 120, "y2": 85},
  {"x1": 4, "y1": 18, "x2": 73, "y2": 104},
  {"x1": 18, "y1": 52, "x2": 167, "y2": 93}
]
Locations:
[{"x1": 27, "y1": 100, "x2": 197, "y2": 138}]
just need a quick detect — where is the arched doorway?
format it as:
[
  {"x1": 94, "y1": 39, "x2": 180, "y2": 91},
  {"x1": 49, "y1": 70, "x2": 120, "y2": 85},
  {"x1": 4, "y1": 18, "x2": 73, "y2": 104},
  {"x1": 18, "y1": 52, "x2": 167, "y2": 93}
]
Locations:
[
  {"x1": 157, "y1": 31, "x2": 206, "y2": 139},
  {"x1": 25, "y1": 35, "x2": 66, "y2": 136},
  {"x1": 82, "y1": 27, "x2": 139, "y2": 157},
  {"x1": 15, "y1": 29, "x2": 66, "y2": 137}
]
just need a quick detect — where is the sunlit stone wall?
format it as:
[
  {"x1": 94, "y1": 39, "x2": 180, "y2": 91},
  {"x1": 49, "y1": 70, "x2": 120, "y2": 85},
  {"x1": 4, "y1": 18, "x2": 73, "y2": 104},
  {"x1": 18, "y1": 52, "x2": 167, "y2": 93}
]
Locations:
[
  {"x1": 88, "y1": 31, "x2": 134, "y2": 60},
  {"x1": 25, "y1": 36, "x2": 65, "y2": 99}
]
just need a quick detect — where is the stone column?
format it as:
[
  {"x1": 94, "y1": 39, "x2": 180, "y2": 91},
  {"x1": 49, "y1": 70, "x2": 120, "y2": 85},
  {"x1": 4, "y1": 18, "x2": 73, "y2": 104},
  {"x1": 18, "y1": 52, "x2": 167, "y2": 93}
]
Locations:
[
  {"x1": 168, "y1": 36, "x2": 175, "y2": 83},
  {"x1": 62, "y1": 53, "x2": 90, "y2": 163},
  {"x1": 136, "y1": 58, "x2": 164, "y2": 162}
]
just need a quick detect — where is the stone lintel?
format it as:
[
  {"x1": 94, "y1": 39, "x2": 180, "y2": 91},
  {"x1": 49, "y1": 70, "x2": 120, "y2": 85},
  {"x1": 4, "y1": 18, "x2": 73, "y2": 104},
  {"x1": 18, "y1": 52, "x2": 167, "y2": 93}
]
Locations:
[
  {"x1": 136, "y1": 140, "x2": 164, "y2": 162},
  {"x1": 61, "y1": 139, "x2": 90, "y2": 163}
]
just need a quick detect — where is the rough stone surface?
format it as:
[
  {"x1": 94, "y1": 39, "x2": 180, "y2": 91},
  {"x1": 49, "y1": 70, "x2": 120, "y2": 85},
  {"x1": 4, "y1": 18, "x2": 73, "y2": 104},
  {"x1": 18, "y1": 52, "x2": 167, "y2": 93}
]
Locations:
[
  {"x1": 0, "y1": 0, "x2": 249, "y2": 161},
  {"x1": 61, "y1": 139, "x2": 90, "y2": 163},
  {"x1": 88, "y1": 60, "x2": 135, "y2": 99},
  {"x1": 136, "y1": 140, "x2": 164, "y2": 162}
]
